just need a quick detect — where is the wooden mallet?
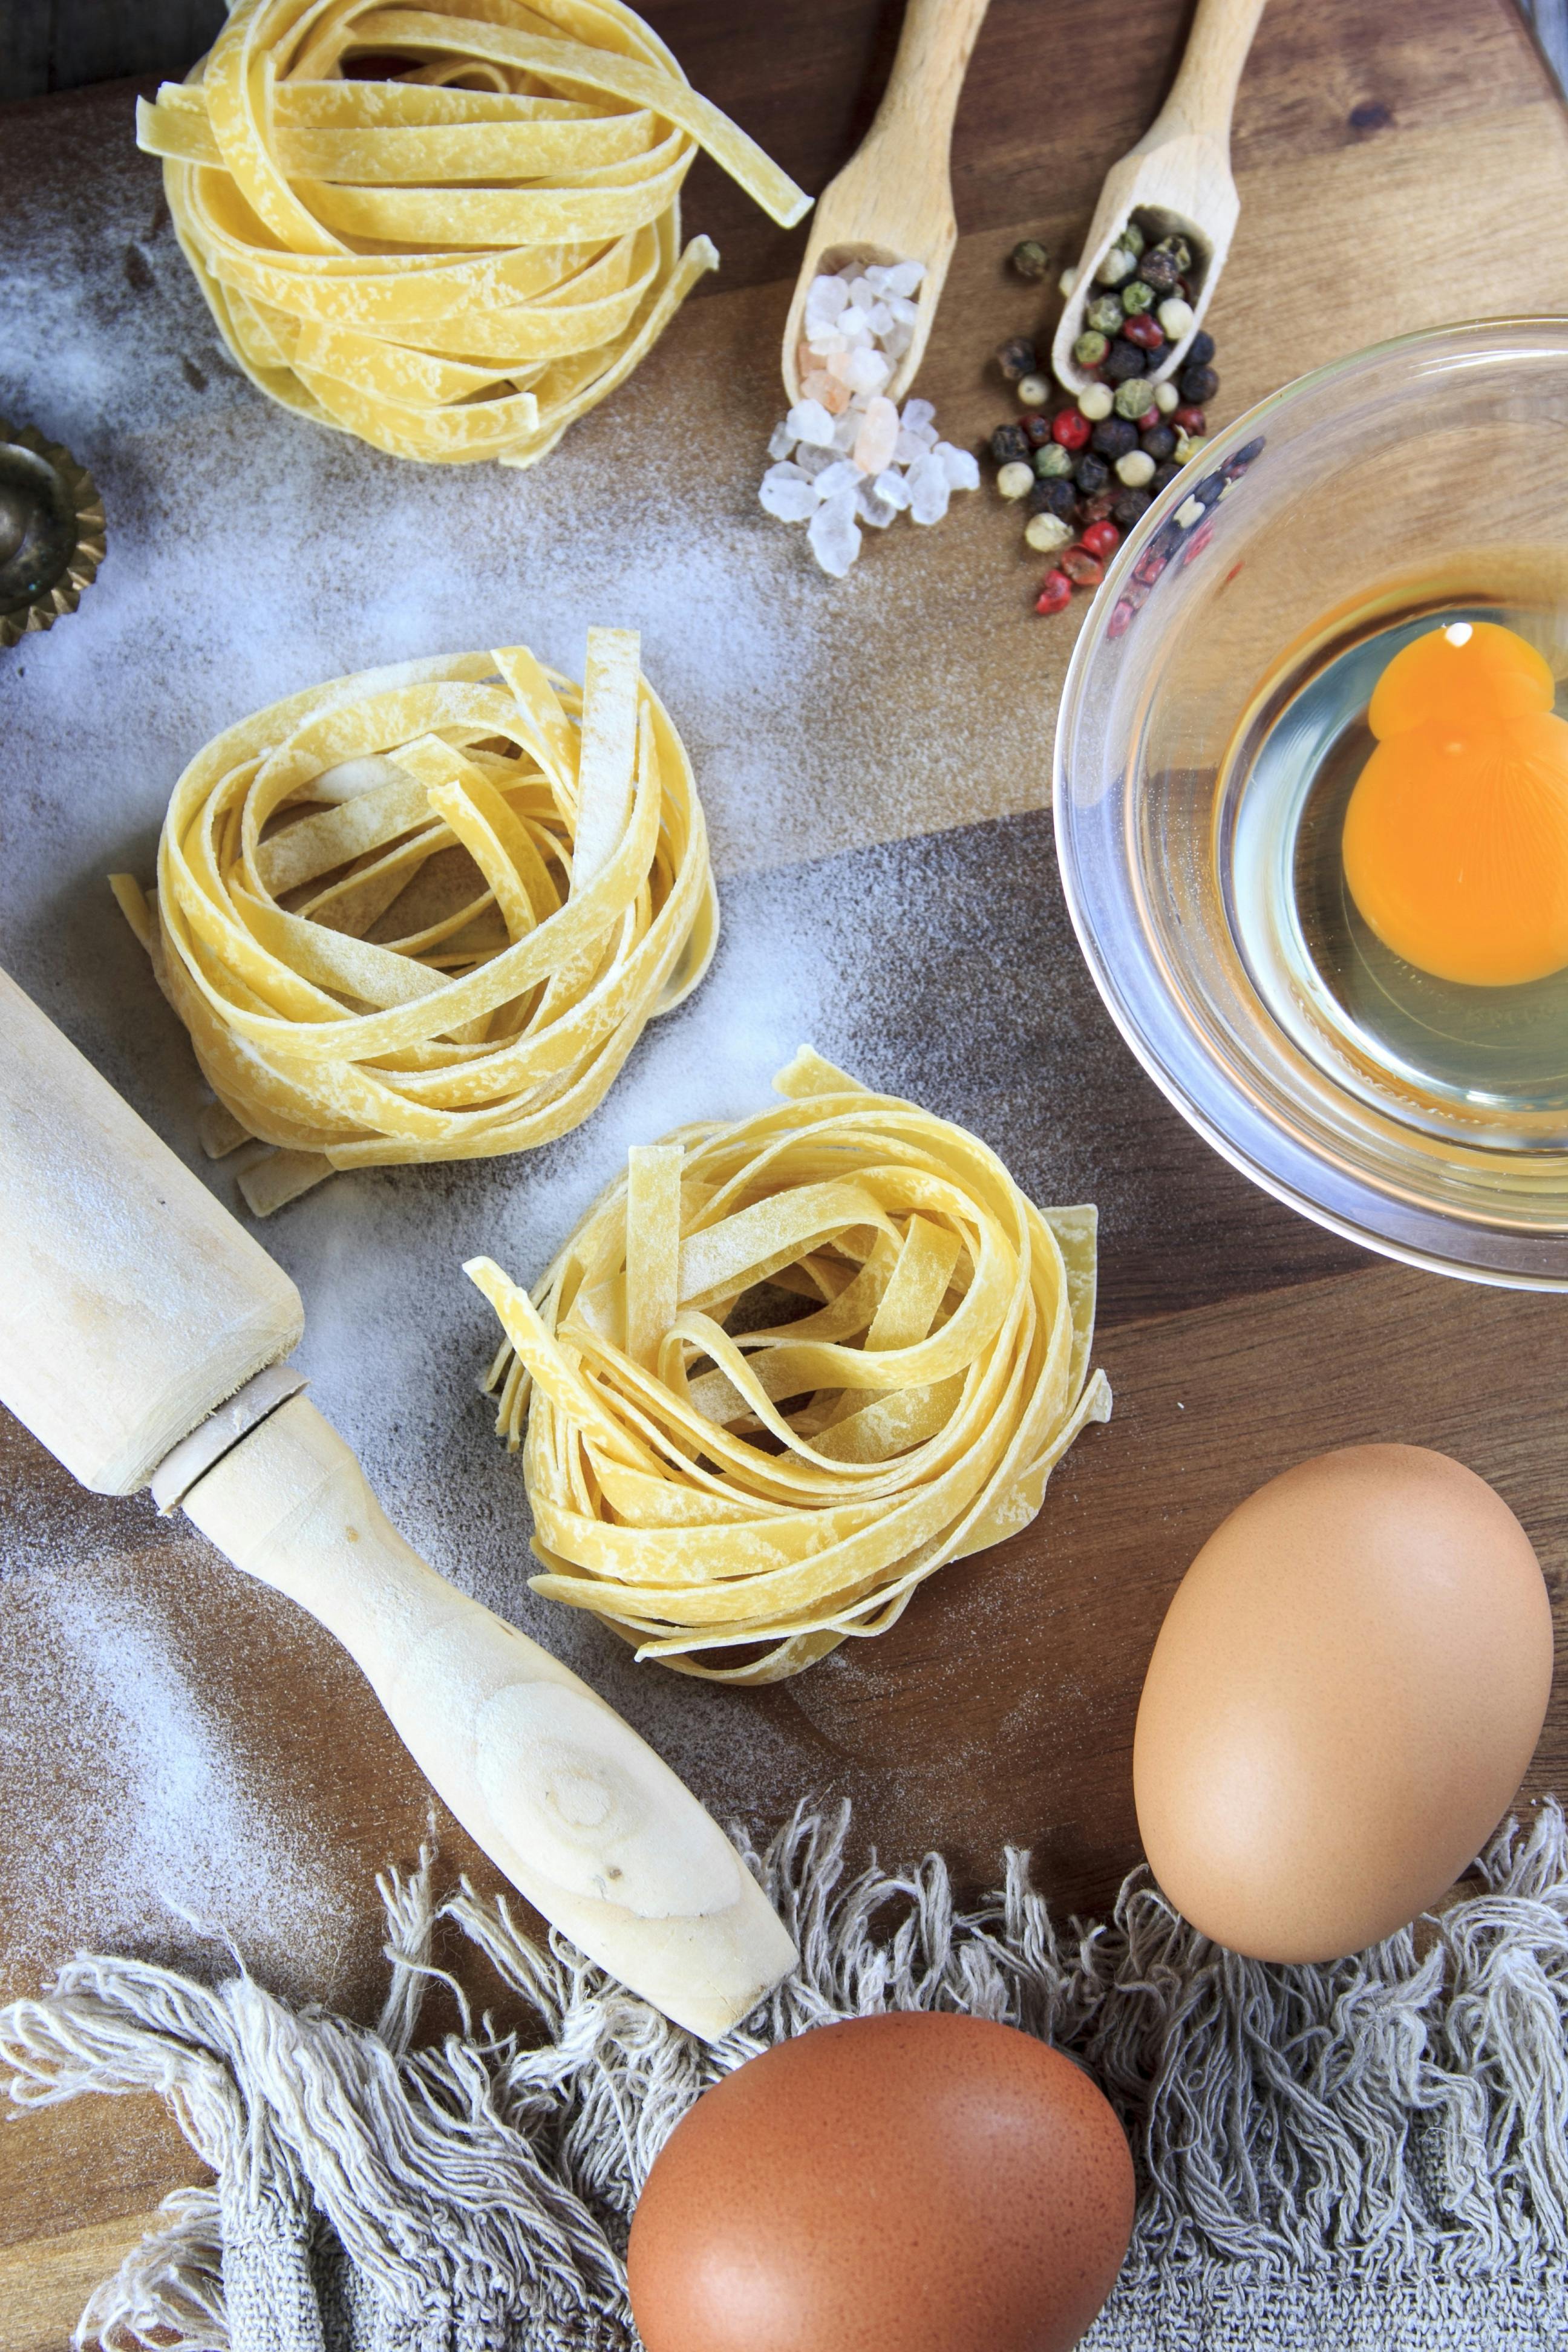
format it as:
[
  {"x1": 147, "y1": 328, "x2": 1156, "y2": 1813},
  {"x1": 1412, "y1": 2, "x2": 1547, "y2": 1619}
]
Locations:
[{"x1": 0, "y1": 961, "x2": 797, "y2": 2040}]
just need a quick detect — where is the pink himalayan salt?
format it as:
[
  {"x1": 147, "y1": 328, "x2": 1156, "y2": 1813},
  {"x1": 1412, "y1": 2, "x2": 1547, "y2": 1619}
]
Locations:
[
  {"x1": 801, "y1": 369, "x2": 851, "y2": 415},
  {"x1": 852, "y1": 394, "x2": 899, "y2": 476},
  {"x1": 825, "y1": 348, "x2": 855, "y2": 382}
]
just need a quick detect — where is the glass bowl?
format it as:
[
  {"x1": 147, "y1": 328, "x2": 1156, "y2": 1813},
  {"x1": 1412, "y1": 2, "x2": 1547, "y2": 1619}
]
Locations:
[{"x1": 1053, "y1": 319, "x2": 1568, "y2": 1289}]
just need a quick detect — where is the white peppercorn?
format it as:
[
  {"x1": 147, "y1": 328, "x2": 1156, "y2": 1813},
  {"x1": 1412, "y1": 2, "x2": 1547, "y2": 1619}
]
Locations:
[
  {"x1": 1115, "y1": 449, "x2": 1157, "y2": 488},
  {"x1": 1024, "y1": 511, "x2": 1073, "y2": 553},
  {"x1": 1158, "y1": 296, "x2": 1196, "y2": 342},
  {"x1": 1017, "y1": 372, "x2": 1052, "y2": 409},
  {"x1": 997, "y1": 460, "x2": 1035, "y2": 500},
  {"x1": 1096, "y1": 245, "x2": 1135, "y2": 287},
  {"x1": 1152, "y1": 380, "x2": 1180, "y2": 416},
  {"x1": 1059, "y1": 266, "x2": 1079, "y2": 298},
  {"x1": 1077, "y1": 381, "x2": 1115, "y2": 422}
]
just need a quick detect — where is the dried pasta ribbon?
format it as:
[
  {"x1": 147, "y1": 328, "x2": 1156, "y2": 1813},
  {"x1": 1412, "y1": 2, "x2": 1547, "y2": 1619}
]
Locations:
[
  {"x1": 136, "y1": 0, "x2": 810, "y2": 466},
  {"x1": 110, "y1": 629, "x2": 716, "y2": 1216},
  {"x1": 466, "y1": 1051, "x2": 1112, "y2": 1684}
]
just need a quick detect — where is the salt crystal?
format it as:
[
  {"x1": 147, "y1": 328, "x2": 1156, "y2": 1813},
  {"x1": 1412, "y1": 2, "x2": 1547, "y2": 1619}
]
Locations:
[
  {"x1": 805, "y1": 273, "x2": 849, "y2": 324},
  {"x1": 864, "y1": 302, "x2": 893, "y2": 338},
  {"x1": 892, "y1": 428, "x2": 927, "y2": 464},
  {"x1": 812, "y1": 457, "x2": 863, "y2": 501},
  {"x1": 838, "y1": 305, "x2": 867, "y2": 338},
  {"x1": 871, "y1": 468, "x2": 910, "y2": 511},
  {"x1": 885, "y1": 295, "x2": 920, "y2": 327},
  {"x1": 856, "y1": 480, "x2": 898, "y2": 529},
  {"x1": 802, "y1": 369, "x2": 850, "y2": 415},
  {"x1": 863, "y1": 264, "x2": 892, "y2": 293},
  {"x1": 885, "y1": 260, "x2": 926, "y2": 297},
  {"x1": 933, "y1": 442, "x2": 980, "y2": 491},
  {"x1": 843, "y1": 346, "x2": 890, "y2": 396},
  {"x1": 808, "y1": 489, "x2": 861, "y2": 577},
  {"x1": 826, "y1": 348, "x2": 856, "y2": 383},
  {"x1": 881, "y1": 320, "x2": 914, "y2": 359},
  {"x1": 767, "y1": 420, "x2": 797, "y2": 462},
  {"x1": 759, "y1": 463, "x2": 818, "y2": 523},
  {"x1": 848, "y1": 277, "x2": 877, "y2": 308},
  {"x1": 852, "y1": 394, "x2": 900, "y2": 476},
  {"x1": 906, "y1": 451, "x2": 950, "y2": 526},
  {"x1": 831, "y1": 411, "x2": 861, "y2": 454},
  {"x1": 901, "y1": 398, "x2": 936, "y2": 431},
  {"x1": 787, "y1": 397, "x2": 837, "y2": 448},
  {"x1": 794, "y1": 442, "x2": 837, "y2": 478}
]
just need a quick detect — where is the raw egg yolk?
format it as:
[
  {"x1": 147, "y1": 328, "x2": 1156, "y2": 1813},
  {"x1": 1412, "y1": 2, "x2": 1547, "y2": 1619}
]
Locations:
[{"x1": 1342, "y1": 620, "x2": 1568, "y2": 987}]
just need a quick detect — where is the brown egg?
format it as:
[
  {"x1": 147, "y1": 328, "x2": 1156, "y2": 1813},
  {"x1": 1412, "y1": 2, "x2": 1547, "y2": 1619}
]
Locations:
[
  {"x1": 628, "y1": 2011, "x2": 1134, "y2": 2352},
  {"x1": 1134, "y1": 1444, "x2": 1553, "y2": 1961}
]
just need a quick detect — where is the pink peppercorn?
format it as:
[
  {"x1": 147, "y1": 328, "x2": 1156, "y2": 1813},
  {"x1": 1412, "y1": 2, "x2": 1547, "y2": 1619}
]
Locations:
[
  {"x1": 1080, "y1": 520, "x2": 1120, "y2": 560},
  {"x1": 1173, "y1": 403, "x2": 1207, "y2": 436},
  {"x1": 1051, "y1": 408, "x2": 1092, "y2": 452},
  {"x1": 1034, "y1": 569, "x2": 1073, "y2": 615},
  {"x1": 1121, "y1": 314, "x2": 1165, "y2": 352},
  {"x1": 1060, "y1": 547, "x2": 1105, "y2": 589}
]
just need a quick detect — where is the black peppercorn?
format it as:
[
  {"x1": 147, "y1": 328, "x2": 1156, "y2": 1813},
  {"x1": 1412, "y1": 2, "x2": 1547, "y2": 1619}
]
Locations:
[
  {"x1": 1030, "y1": 477, "x2": 1077, "y2": 520},
  {"x1": 1139, "y1": 422, "x2": 1177, "y2": 462},
  {"x1": 1152, "y1": 234, "x2": 1192, "y2": 273},
  {"x1": 1150, "y1": 459, "x2": 1183, "y2": 495},
  {"x1": 990, "y1": 423, "x2": 1031, "y2": 466},
  {"x1": 1105, "y1": 340, "x2": 1149, "y2": 382},
  {"x1": 1178, "y1": 363, "x2": 1219, "y2": 405},
  {"x1": 1091, "y1": 417, "x2": 1138, "y2": 460},
  {"x1": 1138, "y1": 249, "x2": 1181, "y2": 298},
  {"x1": 996, "y1": 336, "x2": 1038, "y2": 382},
  {"x1": 1111, "y1": 486, "x2": 1152, "y2": 529},
  {"x1": 1186, "y1": 329, "x2": 1216, "y2": 368},
  {"x1": 1073, "y1": 452, "x2": 1110, "y2": 497}
]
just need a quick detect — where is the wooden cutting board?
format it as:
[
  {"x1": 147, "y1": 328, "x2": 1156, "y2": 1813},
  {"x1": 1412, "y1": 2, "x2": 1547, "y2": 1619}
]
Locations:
[{"x1": 5, "y1": 0, "x2": 1568, "y2": 2342}]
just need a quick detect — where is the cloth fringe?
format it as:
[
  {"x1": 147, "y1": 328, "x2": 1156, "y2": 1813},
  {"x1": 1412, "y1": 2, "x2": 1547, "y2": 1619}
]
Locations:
[{"x1": 4, "y1": 1804, "x2": 1568, "y2": 2352}]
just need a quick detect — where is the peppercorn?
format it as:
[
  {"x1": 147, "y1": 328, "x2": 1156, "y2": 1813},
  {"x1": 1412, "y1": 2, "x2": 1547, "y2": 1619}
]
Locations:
[
  {"x1": 1079, "y1": 489, "x2": 1117, "y2": 523},
  {"x1": 1111, "y1": 486, "x2": 1152, "y2": 529},
  {"x1": 1010, "y1": 238, "x2": 1052, "y2": 281},
  {"x1": 1152, "y1": 379, "x2": 1180, "y2": 416},
  {"x1": 1059, "y1": 547, "x2": 1103, "y2": 589},
  {"x1": 1186, "y1": 330, "x2": 1216, "y2": 368},
  {"x1": 1120, "y1": 221, "x2": 1146, "y2": 258},
  {"x1": 1150, "y1": 460, "x2": 1183, "y2": 495},
  {"x1": 1140, "y1": 421, "x2": 1177, "y2": 462},
  {"x1": 990, "y1": 423, "x2": 1031, "y2": 465},
  {"x1": 996, "y1": 460, "x2": 1035, "y2": 501},
  {"x1": 1137, "y1": 249, "x2": 1181, "y2": 299},
  {"x1": 1157, "y1": 297, "x2": 1195, "y2": 343},
  {"x1": 1091, "y1": 416, "x2": 1137, "y2": 460},
  {"x1": 1132, "y1": 548, "x2": 1169, "y2": 587},
  {"x1": 1152, "y1": 233, "x2": 1192, "y2": 273},
  {"x1": 1030, "y1": 477, "x2": 1078, "y2": 520},
  {"x1": 1116, "y1": 449, "x2": 1156, "y2": 488},
  {"x1": 1113, "y1": 375, "x2": 1157, "y2": 420},
  {"x1": 996, "y1": 336, "x2": 1038, "y2": 382},
  {"x1": 1105, "y1": 341, "x2": 1148, "y2": 383},
  {"x1": 1172, "y1": 403, "x2": 1206, "y2": 436},
  {"x1": 1034, "y1": 570, "x2": 1073, "y2": 615},
  {"x1": 1179, "y1": 362, "x2": 1219, "y2": 405},
  {"x1": 1034, "y1": 442, "x2": 1074, "y2": 479},
  {"x1": 1076, "y1": 381, "x2": 1115, "y2": 422},
  {"x1": 1096, "y1": 246, "x2": 1135, "y2": 287},
  {"x1": 1024, "y1": 511, "x2": 1074, "y2": 555},
  {"x1": 1086, "y1": 294, "x2": 1125, "y2": 336},
  {"x1": 1022, "y1": 411, "x2": 1054, "y2": 449},
  {"x1": 1077, "y1": 518, "x2": 1119, "y2": 561},
  {"x1": 1073, "y1": 452, "x2": 1110, "y2": 497},
  {"x1": 1050, "y1": 407, "x2": 1093, "y2": 451},
  {"x1": 1121, "y1": 313, "x2": 1165, "y2": 352},
  {"x1": 1120, "y1": 278, "x2": 1156, "y2": 316},
  {"x1": 1073, "y1": 330, "x2": 1109, "y2": 371},
  {"x1": 1173, "y1": 431, "x2": 1208, "y2": 465}
]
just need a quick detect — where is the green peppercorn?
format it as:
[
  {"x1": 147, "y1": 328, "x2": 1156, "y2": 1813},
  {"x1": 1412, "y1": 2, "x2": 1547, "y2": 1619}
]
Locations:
[
  {"x1": 1073, "y1": 330, "x2": 1109, "y2": 369},
  {"x1": 1086, "y1": 294, "x2": 1125, "y2": 336},
  {"x1": 1034, "y1": 442, "x2": 1074, "y2": 479},
  {"x1": 1120, "y1": 221, "x2": 1147, "y2": 258},
  {"x1": 1010, "y1": 238, "x2": 1052, "y2": 281},
  {"x1": 1096, "y1": 246, "x2": 1135, "y2": 288},
  {"x1": 1120, "y1": 279, "x2": 1156, "y2": 316},
  {"x1": 1114, "y1": 375, "x2": 1157, "y2": 420}
]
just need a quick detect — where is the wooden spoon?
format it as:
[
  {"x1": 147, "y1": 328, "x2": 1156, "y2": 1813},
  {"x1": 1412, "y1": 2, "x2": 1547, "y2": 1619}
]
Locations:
[
  {"x1": 1051, "y1": 0, "x2": 1268, "y2": 397},
  {"x1": 780, "y1": 0, "x2": 992, "y2": 410}
]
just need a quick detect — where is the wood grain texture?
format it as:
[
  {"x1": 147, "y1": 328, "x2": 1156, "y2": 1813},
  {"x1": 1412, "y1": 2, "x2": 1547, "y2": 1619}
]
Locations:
[{"x1": 5, "y1": 0, "x2": 1568, "y2": 2336}]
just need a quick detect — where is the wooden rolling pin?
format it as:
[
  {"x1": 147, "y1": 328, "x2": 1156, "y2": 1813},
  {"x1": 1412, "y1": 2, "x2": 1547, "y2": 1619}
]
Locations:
[{"x1": 0, "y1": 962, "x2": 796, "y2": 2040}]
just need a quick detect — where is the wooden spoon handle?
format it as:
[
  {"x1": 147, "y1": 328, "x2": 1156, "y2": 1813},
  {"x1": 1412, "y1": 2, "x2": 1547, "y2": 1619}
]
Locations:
[
  {"x1": 861, "y1": 0, "x2": 992, "y2": 165},
  {"x1": 183, "y1": 1394, "x2": 797, "y2": 2040},
  {"x1": 1145, "y1": 0, "x2": 1268, "y2": 150}
]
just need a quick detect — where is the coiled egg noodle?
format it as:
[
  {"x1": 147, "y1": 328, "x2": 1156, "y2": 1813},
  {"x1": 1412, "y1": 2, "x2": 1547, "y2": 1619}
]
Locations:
[
  {"x1": 134, "y1": 0, "x2": 810, "y2": 466},
  {"x1": 110, "y1": 629, "x2": 716, "y2": 1217},
  {"x1": 465, "y1": 1050, "x2": 1112, "y2": 1683}
]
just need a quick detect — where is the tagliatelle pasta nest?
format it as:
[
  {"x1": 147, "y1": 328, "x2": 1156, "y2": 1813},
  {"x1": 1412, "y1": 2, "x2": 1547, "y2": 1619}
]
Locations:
[
  {"x1": 466, "y1": 1051, "x2": 1112, "y2": 1684},
  {"x1": 135, "y1": 0, "x2": 809, "y2": 466},
  {"x1": 110, "y1": 629, "x2": 716, "y2": 1217}
]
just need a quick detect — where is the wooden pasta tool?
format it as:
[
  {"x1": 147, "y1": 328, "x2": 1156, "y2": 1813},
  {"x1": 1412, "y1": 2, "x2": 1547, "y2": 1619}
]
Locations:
[
  {"x1": 1051, "y1": 0, "x2": 1267, "y2": 396},
  {"x1": 0, "y1": 962, "x2": 797, "y2": 2040}
]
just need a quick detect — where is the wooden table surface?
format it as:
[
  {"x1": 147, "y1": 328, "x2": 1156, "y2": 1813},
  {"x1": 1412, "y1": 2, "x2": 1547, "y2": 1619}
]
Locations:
[{"x1": 5, "y1": 1, "x2": 1568, "y2": 2344}]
